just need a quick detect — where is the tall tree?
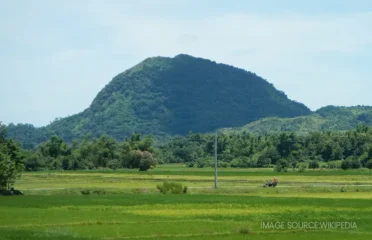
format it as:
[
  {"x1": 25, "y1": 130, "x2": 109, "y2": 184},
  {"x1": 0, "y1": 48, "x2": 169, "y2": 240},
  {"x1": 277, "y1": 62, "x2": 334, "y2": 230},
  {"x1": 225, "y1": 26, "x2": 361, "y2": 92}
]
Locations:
[{"x1": 0, "y1": 122, "x2": 24, "y2": 191}]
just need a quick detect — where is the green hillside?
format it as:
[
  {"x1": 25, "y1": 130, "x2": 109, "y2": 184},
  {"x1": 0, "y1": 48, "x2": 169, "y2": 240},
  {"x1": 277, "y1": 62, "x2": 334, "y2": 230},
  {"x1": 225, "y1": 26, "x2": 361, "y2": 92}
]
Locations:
[
  {"x1": 227, "y1": 106, "x2": 372, "y2": 135},
  {"x1": 7, "y1": 54, "x2": 310, "y2": 148}
]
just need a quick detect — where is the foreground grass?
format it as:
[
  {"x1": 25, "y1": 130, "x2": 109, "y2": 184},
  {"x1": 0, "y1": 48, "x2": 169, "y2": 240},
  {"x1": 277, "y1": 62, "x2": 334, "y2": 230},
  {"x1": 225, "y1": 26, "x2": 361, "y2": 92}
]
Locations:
[{"x1": 0, "y1": 194, "x2": 371, "y2": 240}]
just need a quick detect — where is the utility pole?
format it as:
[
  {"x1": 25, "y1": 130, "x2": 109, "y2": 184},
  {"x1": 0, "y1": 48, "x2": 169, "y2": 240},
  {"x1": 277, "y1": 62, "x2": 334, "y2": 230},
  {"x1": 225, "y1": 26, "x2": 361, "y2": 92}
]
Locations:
[{"x1": 214, "y1": 131, "x2": 218, "y2": 189}]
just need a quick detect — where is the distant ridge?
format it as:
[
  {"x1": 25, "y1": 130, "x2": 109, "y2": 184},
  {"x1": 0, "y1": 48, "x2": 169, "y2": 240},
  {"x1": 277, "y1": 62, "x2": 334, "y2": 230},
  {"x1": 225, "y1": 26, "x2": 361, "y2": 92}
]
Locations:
[{"x1": 225, "y1": 106, "x2": 372, "y2": 135}]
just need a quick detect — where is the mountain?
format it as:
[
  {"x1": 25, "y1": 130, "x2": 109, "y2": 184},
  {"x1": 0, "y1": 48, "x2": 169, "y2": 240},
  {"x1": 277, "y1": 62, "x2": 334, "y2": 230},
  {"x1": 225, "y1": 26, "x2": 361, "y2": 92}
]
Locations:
[
  {"x1": 225, "y1": 106, "x2": 372, "y2": 135},
  {"x1": 6, "y1": 54, "x2": 311, "y2": 148}
]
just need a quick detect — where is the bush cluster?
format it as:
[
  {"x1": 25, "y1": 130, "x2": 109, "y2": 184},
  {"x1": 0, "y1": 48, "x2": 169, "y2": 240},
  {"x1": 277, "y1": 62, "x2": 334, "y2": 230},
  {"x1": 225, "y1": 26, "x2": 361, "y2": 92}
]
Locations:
[
  {"x1": 156, "y1": 182, "x2": 188, "y2": 194},
  {"x1": 341, "y1": 157, "x2": 362, "y2": 170}
]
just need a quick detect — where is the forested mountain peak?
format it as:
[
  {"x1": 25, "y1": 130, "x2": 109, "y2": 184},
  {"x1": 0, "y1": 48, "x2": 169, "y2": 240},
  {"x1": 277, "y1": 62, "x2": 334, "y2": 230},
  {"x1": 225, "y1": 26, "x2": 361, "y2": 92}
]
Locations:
[
  {"x1": 66, "y1": 54, "x2": 311, "y2": 136},
  {"x1": 7, "y1": 54, "x2": 311, "y2": 148}
]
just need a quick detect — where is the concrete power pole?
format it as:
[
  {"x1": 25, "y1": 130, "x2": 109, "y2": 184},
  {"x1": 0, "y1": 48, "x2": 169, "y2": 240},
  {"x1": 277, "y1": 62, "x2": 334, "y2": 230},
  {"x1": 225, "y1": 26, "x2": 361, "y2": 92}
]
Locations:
[{"x1": 214, "y1": 131, "x2": 218, "y2": 189}]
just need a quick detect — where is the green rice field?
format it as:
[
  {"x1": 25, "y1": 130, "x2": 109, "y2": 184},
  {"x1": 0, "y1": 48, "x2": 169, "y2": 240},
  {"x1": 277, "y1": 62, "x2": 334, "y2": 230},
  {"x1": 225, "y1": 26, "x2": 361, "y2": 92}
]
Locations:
[{"x1": 1, "y1": 164, "x2": 372, "y2": 239}]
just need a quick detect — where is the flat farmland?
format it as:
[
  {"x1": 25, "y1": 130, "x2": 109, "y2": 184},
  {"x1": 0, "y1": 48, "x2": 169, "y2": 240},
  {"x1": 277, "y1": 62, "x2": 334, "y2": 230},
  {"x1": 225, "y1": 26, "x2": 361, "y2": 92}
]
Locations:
[
  {"x1": 1, "y1": 165, "x2": 372, "y2": 239},
  {"x1": 15, "y1": 164, "x2": 372, "y2": 192}
]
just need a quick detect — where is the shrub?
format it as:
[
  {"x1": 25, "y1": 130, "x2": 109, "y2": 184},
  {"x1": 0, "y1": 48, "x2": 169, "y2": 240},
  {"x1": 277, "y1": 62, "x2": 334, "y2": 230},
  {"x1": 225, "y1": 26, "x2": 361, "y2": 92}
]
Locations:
[
  {"x1": 80, "y1": 188, "x2": 107, "y2": 195},
  {"x1": 156, "y1": 184, "x2": 168, "y2": 194},
  {"x1": 341, "y1": 157, "x2": 362, "y2": 170},
  {"x1": 25, "y1": 153, "x2": 47, "y2": 171},
  {"x1": 327, "y1": 160, "x2": 342, "y2": 169},
  {"x1": 340, "y1": 161, "x2": 348, "y2": 170},
  {"x1": 170, "y1": 183, "x2": 183, "y2": 194},
  {"x1": 195, "y1": 157, "x2": 214, "y2": 168},
  {"x1": 297, "y1": 163, "x2": 307, "y2": 172},
  {"x1": 359, "y1": 152, "x2": 369, "y2": 166},
  {"x1": 218, "y1": 161, "x2": 229, "y2": 168},
  {"x1": 230, "y1": 159, "x2": 240, "y2": 168},
  {"x1": 156, "y1": 181, "x2": 187, "y2": 194},
  {"x1": 274, "y1": 159, "x2": 289, "y2": 172},
  {"x1": 308, "y1": 161, "x2": 319, "y2": 169},
  {"x1": 365, "y1": 159, "x2": 372, "y2": 169},
  {"x1": 257, "y1": 155, "x2": 271, "y2": 167},
  {"x1": 80, "y1": 189, "x2": 91, "y2": 195},
  {"x1": 196, "y1": 162, "x2": 205, "y2": 168},
  {"x1": 92, "y1": 189, "x2": 106, "y2": 195},
  {"x1": 138, "y1": 151, "x2": 157, "y2": 171},
  {"x1": 107, "y1": 160, "x2": 120, "y2": 170},
  {"x1": 229, "y1": 157, "x2": 256, "y2": 168},
  {"x1": 128, "y1": 150, "x2": 157, "y2": 171},
  {"x1": 187, "y1": 162, "x2": 194, "y2": 168}
]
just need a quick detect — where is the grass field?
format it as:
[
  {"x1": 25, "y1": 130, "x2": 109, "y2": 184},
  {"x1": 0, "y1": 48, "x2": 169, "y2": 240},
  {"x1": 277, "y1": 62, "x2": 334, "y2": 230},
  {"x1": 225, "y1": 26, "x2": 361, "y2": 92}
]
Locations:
[{"x1": 1, "y1": 164, "x2": 372, "y2": 239}]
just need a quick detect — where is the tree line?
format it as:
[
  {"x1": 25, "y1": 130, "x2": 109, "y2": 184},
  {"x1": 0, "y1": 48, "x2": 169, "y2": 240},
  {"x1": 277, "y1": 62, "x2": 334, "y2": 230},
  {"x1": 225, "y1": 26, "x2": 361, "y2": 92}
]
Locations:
[
  {"x1": 2, "y1": 122, "x2": 372, "y2": 190},
  {"x1": 24, "y1": 133, "x2": 157, "y2": 171},
  {"x1": 1, "y1": 121, "x2": 158, "y2": 190},
  {"x1": 158, "y1": 124, "x2": 372, "y2": 171}
]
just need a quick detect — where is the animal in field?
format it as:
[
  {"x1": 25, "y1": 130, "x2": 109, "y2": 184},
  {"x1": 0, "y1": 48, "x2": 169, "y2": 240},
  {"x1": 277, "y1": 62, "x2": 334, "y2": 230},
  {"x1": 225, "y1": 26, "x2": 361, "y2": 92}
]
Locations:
[{"x1": 263, "y1": 177, "x2": 278, "y2": 187}]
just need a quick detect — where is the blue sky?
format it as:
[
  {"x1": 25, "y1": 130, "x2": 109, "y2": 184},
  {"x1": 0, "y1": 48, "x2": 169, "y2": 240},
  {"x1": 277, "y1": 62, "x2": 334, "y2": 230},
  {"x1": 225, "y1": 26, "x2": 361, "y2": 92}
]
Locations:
[{"x1": 1, "y1": 0, "x2": 372, "y2": 126}]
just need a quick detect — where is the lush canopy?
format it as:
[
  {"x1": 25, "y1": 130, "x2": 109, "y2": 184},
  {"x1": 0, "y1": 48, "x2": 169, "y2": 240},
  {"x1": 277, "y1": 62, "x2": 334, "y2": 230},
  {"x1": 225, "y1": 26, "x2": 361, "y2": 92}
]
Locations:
[{"x1": 0, "y1": 122, "x2": 24, "y2": 190}]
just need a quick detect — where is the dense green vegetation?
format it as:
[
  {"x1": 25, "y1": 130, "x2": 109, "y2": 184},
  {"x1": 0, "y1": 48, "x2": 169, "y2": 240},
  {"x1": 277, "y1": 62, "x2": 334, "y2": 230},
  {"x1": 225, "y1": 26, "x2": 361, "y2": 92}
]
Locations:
[
  {"x1": 0, "y1": 122, "x2": 24, "y2": 191},
  {"x1": 231, "y1": 106, "x2": 372, "y2": 135},
  {"x1": 6, "y1": 123, "x2": 47, "y2": 149},
  {"x1": 24, "y1": 133, "x2": 157, "y2": 172},
  {"x1": 5, "y1": 120, "x2": 372, "y2": 174},
  {"x1": 8, "y1": 106, "x2": 372, "y2": 151},
  {"x1": 1, "y1": 122, "x2": 157, "y2": 181},
  {"x1": 6, "y1": 54, "x2": 310, "y2": 149},
  {"x1": 158, "y1": 124, "x2": 372, "y2": 171}
]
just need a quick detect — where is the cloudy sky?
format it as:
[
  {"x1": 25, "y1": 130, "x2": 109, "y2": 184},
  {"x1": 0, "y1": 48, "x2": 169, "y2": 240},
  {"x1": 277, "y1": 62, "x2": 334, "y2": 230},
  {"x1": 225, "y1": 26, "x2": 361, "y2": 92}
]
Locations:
[{"x1": 1, "y1": 0, "x2": 372, "y2": 126}]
